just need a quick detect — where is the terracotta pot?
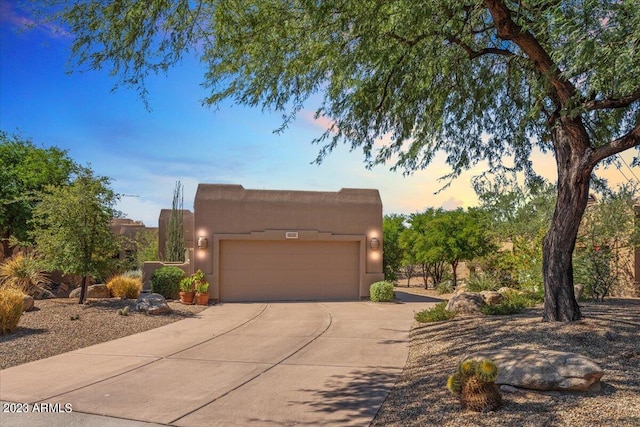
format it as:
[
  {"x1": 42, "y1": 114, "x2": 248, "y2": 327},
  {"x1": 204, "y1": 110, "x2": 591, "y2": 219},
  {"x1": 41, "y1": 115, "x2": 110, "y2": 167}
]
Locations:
[
  {"x1": 179, "y1": 291, "x2": 195, "y2": 305},
  {"x1": 195, "y1": 292, "x2": 209, "y2": 306}
]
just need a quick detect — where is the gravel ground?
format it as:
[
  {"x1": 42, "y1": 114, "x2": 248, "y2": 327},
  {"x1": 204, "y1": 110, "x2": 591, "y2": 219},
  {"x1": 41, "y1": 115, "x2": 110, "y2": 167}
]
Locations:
[
  {"x1": 372, "y1": 288, "x2": 640, "y2": 427},
  {"x1": 0, "y1": 297, "x2": 207, "y2": 370}
]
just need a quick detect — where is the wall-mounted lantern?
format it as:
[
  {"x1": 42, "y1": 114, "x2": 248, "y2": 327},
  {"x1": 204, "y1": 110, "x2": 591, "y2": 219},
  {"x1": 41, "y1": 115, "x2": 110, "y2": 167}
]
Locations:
[
  {"x1": 369, "y1": 238, "x2": 380, "y2": 250},
  {"x1": 197, "y1": 236, "x2": 209, "y2": 250}
]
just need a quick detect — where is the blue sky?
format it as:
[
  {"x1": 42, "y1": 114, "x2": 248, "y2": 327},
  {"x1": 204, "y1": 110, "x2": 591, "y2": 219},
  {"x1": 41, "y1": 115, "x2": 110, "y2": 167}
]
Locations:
[{"x1": 1, "y1": 2, "x2": 637, "y2": 227}]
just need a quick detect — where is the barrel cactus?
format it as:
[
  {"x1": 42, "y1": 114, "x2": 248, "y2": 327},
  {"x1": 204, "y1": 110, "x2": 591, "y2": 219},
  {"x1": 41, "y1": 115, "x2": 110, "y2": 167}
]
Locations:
[{"x1": 447, "y1": 358, "x2": 502, "y2": 412}]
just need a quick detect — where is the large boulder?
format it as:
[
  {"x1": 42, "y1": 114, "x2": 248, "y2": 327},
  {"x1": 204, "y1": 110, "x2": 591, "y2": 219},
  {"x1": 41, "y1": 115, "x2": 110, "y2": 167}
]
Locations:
[
  {"x1": 454, "y1": 283, "x2": 469, "y2": 295},
  {"x1": 69, "y1": 284, "x2": 111, "y2": 299},
  {"x1": 467, "y1": 348, "x2": 603, "y2": 392},
  {"x1": 22, "y1": 295, "x2": 34, "y2": 312},
  {"x1": 574, "y1": 284, "x2": 584, "y2": 301},
  {"x1": 136, "y1": 293, "x2": 172, "y2": 315},
  {"x1": 480, "y1": 291, "x2": 503, "y2": 306},
  {"x1": 446, "y1": 292, "x2": 485, "y2": 314}
]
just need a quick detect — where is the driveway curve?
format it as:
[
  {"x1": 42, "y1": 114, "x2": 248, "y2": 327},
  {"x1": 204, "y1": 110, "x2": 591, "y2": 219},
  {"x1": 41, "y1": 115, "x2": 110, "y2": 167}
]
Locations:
[{"x1": 0, "y1": 296, "x2": 437, "y2": 427}]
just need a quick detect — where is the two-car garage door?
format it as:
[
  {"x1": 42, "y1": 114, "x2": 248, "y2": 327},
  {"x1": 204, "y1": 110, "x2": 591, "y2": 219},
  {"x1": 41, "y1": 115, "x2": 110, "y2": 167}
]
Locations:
[{"x1": 219, "y1": 240, "x2": 360, "y2": 302}]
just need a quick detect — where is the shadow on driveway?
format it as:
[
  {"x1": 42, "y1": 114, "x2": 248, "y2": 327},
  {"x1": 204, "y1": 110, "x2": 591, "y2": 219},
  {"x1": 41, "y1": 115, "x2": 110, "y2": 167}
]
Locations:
[{"x1": 394, "y1": 290, "x2": 443, "y2": 303}]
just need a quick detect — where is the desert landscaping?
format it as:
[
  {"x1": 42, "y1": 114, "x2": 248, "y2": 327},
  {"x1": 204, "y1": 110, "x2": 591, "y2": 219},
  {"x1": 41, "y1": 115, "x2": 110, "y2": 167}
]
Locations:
[{"x1": 2, "y1": 286, "x2": 639, "y2": 426}]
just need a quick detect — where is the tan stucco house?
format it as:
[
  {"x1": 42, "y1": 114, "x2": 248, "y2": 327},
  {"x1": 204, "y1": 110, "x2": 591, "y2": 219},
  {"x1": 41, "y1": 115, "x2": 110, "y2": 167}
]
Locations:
[{"x1": 189, "y1": 184, "x2": 384, "y2": 302}]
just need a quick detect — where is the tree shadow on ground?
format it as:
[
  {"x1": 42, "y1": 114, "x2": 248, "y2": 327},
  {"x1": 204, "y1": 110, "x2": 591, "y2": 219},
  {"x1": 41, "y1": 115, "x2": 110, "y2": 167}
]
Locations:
[
  {"x1": 289, "y1": 369, "x2": 400, "y2": 425},
  {"x1": 394, "y1": 291, "x2": 443, "y2": 303},
  {"x1": 0, "y1": 327, "x2": 48, "y2": 343}
]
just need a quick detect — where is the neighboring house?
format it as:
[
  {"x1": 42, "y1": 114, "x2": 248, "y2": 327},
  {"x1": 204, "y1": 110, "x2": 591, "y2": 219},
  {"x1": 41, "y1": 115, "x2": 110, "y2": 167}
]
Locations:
[
  {"x1": 148, "y1": 184, "x2": 384, "y2": 302},
  {"x1": 110, "y1": 218, "x2": 157, "y2": 265}
]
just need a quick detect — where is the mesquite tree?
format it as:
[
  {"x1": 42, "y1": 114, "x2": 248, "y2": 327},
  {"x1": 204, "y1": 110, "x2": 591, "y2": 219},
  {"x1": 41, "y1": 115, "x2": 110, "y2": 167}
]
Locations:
[{"x1": 41, "y1": 1, "x2": 640, "y2": 320}]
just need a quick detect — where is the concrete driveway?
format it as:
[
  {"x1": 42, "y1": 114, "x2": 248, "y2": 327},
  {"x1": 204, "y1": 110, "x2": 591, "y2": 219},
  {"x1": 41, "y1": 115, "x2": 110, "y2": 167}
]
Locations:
[{"x1": 0, "y1": 293, "x2": 437, "y2": 426}]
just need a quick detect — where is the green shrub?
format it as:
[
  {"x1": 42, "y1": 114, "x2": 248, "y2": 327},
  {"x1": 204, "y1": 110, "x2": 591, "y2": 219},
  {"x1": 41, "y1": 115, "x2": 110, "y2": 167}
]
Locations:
[
  {"x1": 369, "y1": 281, "x2": 395, "y2": 302},
  {"x1": 0, "y1": 287, "x2": 24, "y2": 334},
  {"x1": 435, "y1": 280, "x2": 454, "y2": 294},
  {"x1": 466, "y1": 272, "x2": 501, "y2": 292},
  {"x1": 107, "y1": 275, "x2": 142, "y2": 299},
  {"x1": 150, "y1": 266, "x2": 185, "y2": 300},
  {"x1": 480, "y1": 290, "x2": 542, "y2": 315},
  {"x1": 415, "y1": 301, "x2": 456, "y2": 323}
]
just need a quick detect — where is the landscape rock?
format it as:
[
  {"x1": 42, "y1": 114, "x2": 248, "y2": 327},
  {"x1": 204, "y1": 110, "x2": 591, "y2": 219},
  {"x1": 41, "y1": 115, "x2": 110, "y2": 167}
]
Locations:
[
  {"x1": 136, "y1": 293, "x2": 172, "y2": 315},
  {"x1": 454, "y1": 284, "x2": 469, "y2": 295},
  {"x1": 22, "y1": 295, "x2": 34, "y2": 312},
  {"x1": 69, "y1": 284, "x2": 111, "y2": 299},
  {"x1": 574, "y1": 284, "x2": 584, "y2": 301},
  {"x1": 32, "y1": 288, "x2": 56, "y2": 300},
  {"x1": 467, "y1": 348, "x2": 604, "y2": 392},
  {"x1": 446, "y1": 292, "x2": 485, "y2": 314},
  {"x1": 480, "y1": 291, "x2": 503, "y2": 305}
]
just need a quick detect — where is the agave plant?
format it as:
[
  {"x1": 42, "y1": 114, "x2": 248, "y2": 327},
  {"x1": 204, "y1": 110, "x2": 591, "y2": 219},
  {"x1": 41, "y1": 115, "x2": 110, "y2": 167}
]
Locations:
[{"x1": 0, "y1": 253, "x2": 51, "y2": 298}]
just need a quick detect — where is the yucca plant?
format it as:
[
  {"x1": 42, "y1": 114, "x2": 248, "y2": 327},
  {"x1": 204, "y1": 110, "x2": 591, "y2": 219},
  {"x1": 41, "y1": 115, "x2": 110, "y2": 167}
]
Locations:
[{"x1": 0, "y1": 253, "x2": 51, "y2": 298}]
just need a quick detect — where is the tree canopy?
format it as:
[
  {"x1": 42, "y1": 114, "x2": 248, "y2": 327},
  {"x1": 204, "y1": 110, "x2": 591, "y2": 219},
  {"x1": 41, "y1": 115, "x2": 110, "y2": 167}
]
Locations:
[
  {"x1": 0, "y1": 131, "x2": 77, "y2": 259},
  {"x1": 41, "y1": 0, "x2": 640, "y2": 320},
  {"x1": 382, "y1": 214, "x2": 406, "y2": 282},
  {"x1": 30, "y1": 168, "x2": 120, "y2": 303}
]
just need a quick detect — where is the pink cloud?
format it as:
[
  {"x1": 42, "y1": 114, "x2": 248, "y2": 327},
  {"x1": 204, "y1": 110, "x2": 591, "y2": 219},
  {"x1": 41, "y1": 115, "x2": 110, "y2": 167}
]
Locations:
[
  {"x1": 0, "y1": 2, "x2": 71, "y2": 39},
  {"x1": 441, "y1": 197, "x2": 464, "y2": 211}
]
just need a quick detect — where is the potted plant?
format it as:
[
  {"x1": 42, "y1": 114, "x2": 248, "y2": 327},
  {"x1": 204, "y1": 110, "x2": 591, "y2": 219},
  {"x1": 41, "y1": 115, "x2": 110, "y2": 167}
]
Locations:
[
  {"x1": 178, "y1": 276, "x2": 195, "y2": 305},
  {"x1": 194, "y1": 270, "x2": 209, "y2": 306}
]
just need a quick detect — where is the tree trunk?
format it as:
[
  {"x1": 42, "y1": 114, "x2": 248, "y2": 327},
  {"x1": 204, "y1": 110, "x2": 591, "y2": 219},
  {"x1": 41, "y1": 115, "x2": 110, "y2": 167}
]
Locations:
[
  {"x1": 1, "y1": 231, "x2": 12, "y2": 260},
  {"x1": 79, "y1": 275, "x2": 88, "y2": 304},
  {"x1": 542, "y1": 118, "x2": 593, "y2": 321},
  {"x1": 451, "y1": 260, "x2": 459, "y2": 288}
]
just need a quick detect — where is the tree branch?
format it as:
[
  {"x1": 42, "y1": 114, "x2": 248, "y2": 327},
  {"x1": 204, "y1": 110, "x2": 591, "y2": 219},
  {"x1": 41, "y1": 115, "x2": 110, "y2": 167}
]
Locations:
[
  {"x1": 590, "y1": 124, "x2": 640, "y2": 166},
  {"x1": 583, "y1": 88, "x2": 640, "y2": 111},
  {"x1": 447, "y1": 36, "x2": 514, "y2": 59},
  {"x1": 483, "y1": 0, "x2": 576, "y2": 107}
]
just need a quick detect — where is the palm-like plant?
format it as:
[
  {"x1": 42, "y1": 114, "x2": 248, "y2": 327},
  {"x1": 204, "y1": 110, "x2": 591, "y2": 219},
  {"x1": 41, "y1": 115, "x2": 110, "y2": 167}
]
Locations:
[{"x1": 0, "y1": 253, "x2": 51, "y2": 298}]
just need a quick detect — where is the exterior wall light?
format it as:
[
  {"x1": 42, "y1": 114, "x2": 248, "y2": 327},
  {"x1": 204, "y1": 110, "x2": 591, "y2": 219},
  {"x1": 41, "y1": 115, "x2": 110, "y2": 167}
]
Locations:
[
  {"x1": 197, "y1": 236, "x2": 208, "y2": 250},
  {"x1": 369, "y1": 238, "x2": 380, "y2": 250}
]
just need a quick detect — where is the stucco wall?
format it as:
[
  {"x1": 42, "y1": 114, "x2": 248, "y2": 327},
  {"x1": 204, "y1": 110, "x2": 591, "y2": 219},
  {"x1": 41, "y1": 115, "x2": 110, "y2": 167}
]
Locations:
[{"x1": 193, "y1": 184, "x2": 384, "y2": 301}]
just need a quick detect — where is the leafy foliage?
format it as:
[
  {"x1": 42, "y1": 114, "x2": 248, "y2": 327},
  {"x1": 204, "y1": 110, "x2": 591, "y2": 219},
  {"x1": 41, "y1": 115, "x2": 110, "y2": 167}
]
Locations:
[
  {"x1": 415, "y1": 301, "x2": 456, "y2": 323},
  {"x1": 382, "y1": 214, "x2": 406, "y2": 282},
  {"x1": 475, "y1": 175, "x2": 556, "y2": 292},
  {"x1": 369, "y1": 281, "x2": 395, "y2": 302},
  {"x1": 150, "y1": 266, "x2": 185, "y2": 300},
  {"x1": 435, "y1": 280, "x2": 454, "y2": 295},
  {"x1": 402, "y1": 208, "x2": 496, "y2": 287},
  {"x1": 480, "y1": 291, "x2": 542, "y2": 316},
  {"x1": 30, "y1": 168, "x2": 120, "y2": 303},
  {"x1": 0, "y1": 131, "x2": 77, "y2": 259},
  {"x1": 466, "y1": 272, "x2": 501, "y2": 293},
  {"x1": 574, "y1": 184, "x2": 640, "y2": 300},
  {"x1": 0, "y1": 253, "x2": 51, "y2": 298},
  {"x1": 134, "y1": 229, "x2": 159, "y2": 268},
  {"x1": 0, "y1": 286, "x2": 24, "y2": 334}
]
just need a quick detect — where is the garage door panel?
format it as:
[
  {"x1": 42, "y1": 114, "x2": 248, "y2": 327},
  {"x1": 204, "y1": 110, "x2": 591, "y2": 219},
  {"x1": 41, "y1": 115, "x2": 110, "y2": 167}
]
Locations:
[
  {"x1": 223, "y1": 254, "x2": 357, "y2": 271},
  {"x1": 220, "y1": 240, "x2": 359, "y2": 302}
]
